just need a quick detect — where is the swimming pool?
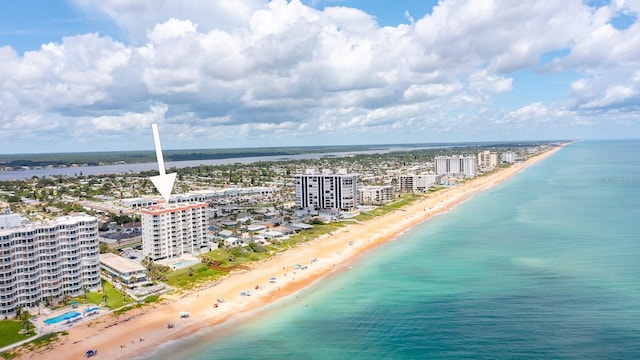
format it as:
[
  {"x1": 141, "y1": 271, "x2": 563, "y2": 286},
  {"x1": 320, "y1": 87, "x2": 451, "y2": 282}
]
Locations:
[
  {"x1": 172, "y1": 260, "x2": 197, "y2": 269},
  {"x1": 44, "y1": 311, "x2": 81, "y2": 325}
]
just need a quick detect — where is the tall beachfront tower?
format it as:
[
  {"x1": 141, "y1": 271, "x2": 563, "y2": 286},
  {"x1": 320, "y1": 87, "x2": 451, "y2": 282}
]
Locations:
[
  {"x1": 434, "y1": 155, "x2": 478, "y2": 178},
  {"x1": 0, "y1": 211, "x2": 101, "y2": 316},
  {"x1": 477, "y1": 150, "x2": 498, "y2": 169},
  {"x1": 140, "y1": 202, "x2": 209, "y2": 261},
  {"x1": 294, "y1": 169, "x2": 358, "y2": 211},
  {"x1": 501, "y1": 150, "x2": 516, "y2": 164}
]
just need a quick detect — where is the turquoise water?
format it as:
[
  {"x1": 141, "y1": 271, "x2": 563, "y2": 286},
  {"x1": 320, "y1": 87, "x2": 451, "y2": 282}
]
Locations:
[
  {"x1": 140, "y1": 140, "x2": 640, "y2": 360},
  {"x1": 172, "y1": 260, "x2": 198, "y2": 268},
  {"x1": 44, "y1": 311, "x2": 81, "y2": 325}
]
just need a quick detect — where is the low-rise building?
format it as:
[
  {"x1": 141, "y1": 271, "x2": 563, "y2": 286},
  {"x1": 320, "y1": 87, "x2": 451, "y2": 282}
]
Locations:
[
  {"x1": 120, "y1": 197, "x2": 158, "y2": 209},
  {"x1": 100, "y1": 253, "x2": 148, "y2": 287},
  {"x1": 358, "y1": 185, "x2": 395, "y2": 204},
  {"x1": 398, "y1": 175, "x2": 442, "y2": 193}
]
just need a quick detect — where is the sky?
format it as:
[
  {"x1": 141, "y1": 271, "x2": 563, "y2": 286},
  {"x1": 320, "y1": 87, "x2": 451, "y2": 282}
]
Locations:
[{"x1": 0, "y1": 0, "x2": 639, "y2": 154}]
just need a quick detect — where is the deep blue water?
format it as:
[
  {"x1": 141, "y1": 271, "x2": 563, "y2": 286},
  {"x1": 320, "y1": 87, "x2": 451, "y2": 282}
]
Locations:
[{"x1": 139, "y1": 139, "x2": 640, "y2": 360}]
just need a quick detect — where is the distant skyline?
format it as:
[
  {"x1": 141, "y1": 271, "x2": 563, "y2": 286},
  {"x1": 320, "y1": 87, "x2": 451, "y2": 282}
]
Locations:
[{"x1": 0, "y1": 0, "x2": 639, "y2": 154}]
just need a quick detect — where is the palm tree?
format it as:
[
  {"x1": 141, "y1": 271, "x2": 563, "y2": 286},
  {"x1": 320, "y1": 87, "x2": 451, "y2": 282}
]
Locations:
[
  {"x1": 20, "y1": 309, "x2": 31, "y2": 332},
  {"x1": 101, "y1": 282, "x2": 107, "y2": 306}
]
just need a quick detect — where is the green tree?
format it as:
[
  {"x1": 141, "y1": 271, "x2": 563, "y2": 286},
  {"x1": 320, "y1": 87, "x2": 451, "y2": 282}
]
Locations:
[
  {"x1": 99, "y1": 242, "x2": 110, "y2": 254},
  {"x1": 248, "y1": 241, "x2": 265, "y2": 253},
  {"x1": 7, "y1": 195, "x2": 20, "y2": 203},
  {"x1": 14, "y1": 305, "x2": 23, "y2": 320},
  {"x1": 20, "y1": 309, "x2": 31, "y2": 331}
]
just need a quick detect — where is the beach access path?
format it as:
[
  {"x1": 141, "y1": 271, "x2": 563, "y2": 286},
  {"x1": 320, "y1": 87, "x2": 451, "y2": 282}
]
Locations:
[{"x1": 12, "y1": 145, "x2": 564, "y2": 360}]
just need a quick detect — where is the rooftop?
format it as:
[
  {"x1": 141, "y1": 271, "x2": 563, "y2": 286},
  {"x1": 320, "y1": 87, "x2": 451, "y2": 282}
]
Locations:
[{"x1": 100, "y1": 253, "x2": 146, "y2": 273}]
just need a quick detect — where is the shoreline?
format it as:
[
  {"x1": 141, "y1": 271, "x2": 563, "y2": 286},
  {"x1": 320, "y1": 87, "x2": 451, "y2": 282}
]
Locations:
[{"x1": 14, "y1": 145, "x2": 565, "y2": 360}]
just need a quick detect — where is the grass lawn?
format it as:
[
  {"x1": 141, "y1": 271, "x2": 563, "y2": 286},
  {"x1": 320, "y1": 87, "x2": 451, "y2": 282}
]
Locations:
[
  {"x1": 72, "y1": 280, "x2": 132, "y2": 309},
  {"x1": 100, "y1": 280, "x2": 133, "y2": 308},
  {"x1": 0, "y1": 320, "x2": 33, "y2": 348},
  {"x1": 206, "y1": 245, "x2": 274, "y2": 265},
  {"x1": 84, "y1": 292, "x2": 103, "y2": 306},
  {"x1": 1, "y1": 332, "x2": 67, "y2": 359},
  {"x1": 356, "y1": 193, "x2": 422, "y2": 220},
  {"x1": 166, "y1": 263, "x2": 227, "y2": 289}
]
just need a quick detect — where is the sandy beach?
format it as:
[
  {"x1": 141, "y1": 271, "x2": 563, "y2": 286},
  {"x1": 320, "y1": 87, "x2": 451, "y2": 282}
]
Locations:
[{"x1": 15, "y1": 145, "x2": 563, "y2": 360}]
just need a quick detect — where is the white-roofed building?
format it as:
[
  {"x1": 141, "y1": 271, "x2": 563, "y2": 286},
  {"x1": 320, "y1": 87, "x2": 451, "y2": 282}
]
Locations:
[{"x1": 100, "y1": 253, "x2": 148, "y2": 287}]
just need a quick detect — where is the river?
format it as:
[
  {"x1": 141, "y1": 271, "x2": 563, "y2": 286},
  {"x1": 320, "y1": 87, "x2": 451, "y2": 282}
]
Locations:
[{"x1": 0, "y1": 146, "x2": 438, "y2": 181}]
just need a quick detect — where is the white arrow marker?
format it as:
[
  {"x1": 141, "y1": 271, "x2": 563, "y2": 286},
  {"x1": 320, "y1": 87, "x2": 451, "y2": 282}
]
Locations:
[{"x1": 149, "y1": 123, "x2": 177, "y2": 203}]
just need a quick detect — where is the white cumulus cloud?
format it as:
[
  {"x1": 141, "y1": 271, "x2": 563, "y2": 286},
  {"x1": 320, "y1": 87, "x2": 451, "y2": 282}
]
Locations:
[{"x1": 0, "y1": 0, "x2": 639, "y2": 152}]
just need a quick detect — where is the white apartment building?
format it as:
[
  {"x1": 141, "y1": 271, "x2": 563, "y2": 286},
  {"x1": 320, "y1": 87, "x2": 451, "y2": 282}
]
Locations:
[
  {"x1": 0, "y1": 211, "x2": 101, "y2": 316},
  {"x1": 434, "y1": 155, "x2": 478, "y2": 178},
  {"x1": 358, "y1": 186, "x2": 395, "y2": 205},
  {"x1": 501, "y1": 151, "x2": 516, "y2": 164},
  {"x1": 295, "y1": 170, "x2": 357, "y2": 210},
  {"x1": 398, "y1": 175, "x2": 442, "y2": 193},
  {"x1": 120, "y1": 197, "x2": 158, "y2": 209},
  {"x1": 141, "y1": 202, "x2": 209, "y2": 261},
  {"x1": 477, "y1": 151, "x2": 498, "y2": 169}
]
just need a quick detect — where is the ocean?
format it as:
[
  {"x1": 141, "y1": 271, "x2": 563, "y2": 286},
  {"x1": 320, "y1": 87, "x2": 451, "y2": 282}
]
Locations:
[{"x1": 139, "y1": 139, "x2": 640, "y2": 360}]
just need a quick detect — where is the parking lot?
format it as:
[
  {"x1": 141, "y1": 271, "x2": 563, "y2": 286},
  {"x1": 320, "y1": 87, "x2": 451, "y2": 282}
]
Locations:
[{"x1": 117, "y1": 246, "x2": 144, "y2": 263}]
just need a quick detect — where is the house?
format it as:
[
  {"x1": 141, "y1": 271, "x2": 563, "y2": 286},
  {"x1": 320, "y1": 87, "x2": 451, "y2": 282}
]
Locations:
[
  {"x1": 287, "y1": 223, "x2": 314, "y2": 232},
  {"x1": 262, "y1": 230, "x2": 285, "y2": 240},
  {"x1": 247, "y1": 224, "x2": 266, "y2": 232},
  {"x1": 217, "y1": 229, "x2": 234, "y2": 238},
  {"x1": 223, "y1": 236, "x2": 244, "y2": 247}
]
